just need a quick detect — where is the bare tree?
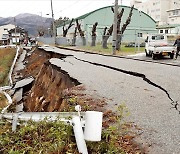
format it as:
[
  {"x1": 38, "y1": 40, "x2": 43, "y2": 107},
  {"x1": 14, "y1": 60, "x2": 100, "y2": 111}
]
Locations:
[
  {"x1": 117, "y1": 5, "x2": 134, "y2": 50},
  {"x1": 62, "y1": 19, "x2": 74, "y2": 37},
  {"x1": 91, "y1": 22, "x2": 98, "y2": 46},
  {"x1": 102, "y1": 5, "x2": 134, "y2": 50},
  {"x1": 76, "y1": 19, "x2": 86, "y2": 46},
  {"x1": 76, "y1": 19, "x2": 84, "y2": 37},
  {"x1": 72, "y1": 26, "x2": 77, "y2": 46},
  {"x1": 37, "y1": 26, "x2": 47, "y2": 36}
]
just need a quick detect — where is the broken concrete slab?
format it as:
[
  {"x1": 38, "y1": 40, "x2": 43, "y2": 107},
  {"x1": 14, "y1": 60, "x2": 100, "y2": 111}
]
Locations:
[
  {"x1": 23, "y1": 46, "x2": 32, "y2": 51},
  {"x1": 16, "y1": 103, "x2": 24, "y2": 113},
  {"x1": 14, "y1": 50, "x2": 27, "y2": 71},
  {"x1": 17, "y1": 50, "x2": 27, "y2": 63},
  {"x1": 13, "y1": 77, "x2": 34, "y2": 89},
  {"x1": 13, "y1": 88, "x2": 23, "y2": 103}
]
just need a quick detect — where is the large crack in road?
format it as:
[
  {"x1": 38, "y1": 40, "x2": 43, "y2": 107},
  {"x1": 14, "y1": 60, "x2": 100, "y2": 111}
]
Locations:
[
  {"x1": 42, "y1": 47, "x2": 180, "y2": 114},
  {"x1": 71, "y1": 57, "x2": 179, "y2": 114}
]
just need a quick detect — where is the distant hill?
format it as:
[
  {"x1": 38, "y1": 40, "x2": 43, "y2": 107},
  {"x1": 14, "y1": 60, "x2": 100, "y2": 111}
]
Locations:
[{"x1": 0, "y1": 13, "x2": 53, "y2": 36}]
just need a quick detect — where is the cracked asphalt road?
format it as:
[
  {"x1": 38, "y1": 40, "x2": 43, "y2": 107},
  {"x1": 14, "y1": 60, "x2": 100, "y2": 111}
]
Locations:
[{"x1": 41, "y1": 46, "x2": 180, "y2": 154}]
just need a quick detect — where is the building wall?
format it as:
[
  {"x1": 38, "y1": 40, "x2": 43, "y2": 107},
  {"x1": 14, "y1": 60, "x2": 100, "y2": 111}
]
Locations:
[
  {"x1": 131, "y1": 0, "x2": 180, "y2": 25},
  {"x1": 167, "y1": 0, "x2": 180, "y2": 24},
  {"x1": 0, "y1": 24, "x2": 15, "y2": 45},
  {"x1": 131, "y1": 0, "x2": 170, "y2": 24},
  {"x1": 57, "y1": 5, "x2": 157, "y2": 44}
]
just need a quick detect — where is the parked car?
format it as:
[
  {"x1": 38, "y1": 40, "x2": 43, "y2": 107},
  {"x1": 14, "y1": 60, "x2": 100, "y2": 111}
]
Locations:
[
  {"x1": 140, "y1": 42, "x2": 145, "y2": 47},
  {"x1": 125, "y1": 42, "x2": 145, "y2": 47},
  {"x1": 125, "y1": 42, "x2": 135, "y2": 47}
]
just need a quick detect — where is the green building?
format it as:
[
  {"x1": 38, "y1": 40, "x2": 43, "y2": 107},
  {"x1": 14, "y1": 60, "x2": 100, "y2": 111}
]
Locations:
[{"x1": 56, "y1": 5, "x2": 157, "y2": 44}]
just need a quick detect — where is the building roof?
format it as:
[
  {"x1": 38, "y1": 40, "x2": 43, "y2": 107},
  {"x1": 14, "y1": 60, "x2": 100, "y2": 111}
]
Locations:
[
  {"x1": 57, "y1": 5, "x2": 156, "y2": 28},
  {"x1": 0, "y1": 24, "x2": 15, "y2": 30}
]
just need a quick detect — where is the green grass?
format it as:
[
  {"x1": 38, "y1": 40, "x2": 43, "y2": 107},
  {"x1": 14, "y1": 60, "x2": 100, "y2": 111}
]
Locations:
[
  {"x1": 0, "y1": 48, "x2": 16, "y2": 86},
  {"x1": 76, "y1": 44, "x2": 145, "y2": 56}
]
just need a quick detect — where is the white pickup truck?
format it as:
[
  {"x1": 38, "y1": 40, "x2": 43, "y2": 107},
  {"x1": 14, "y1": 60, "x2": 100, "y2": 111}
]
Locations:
[{"x1": 145, "y1": 34, "x2": 176, "y2": 59}]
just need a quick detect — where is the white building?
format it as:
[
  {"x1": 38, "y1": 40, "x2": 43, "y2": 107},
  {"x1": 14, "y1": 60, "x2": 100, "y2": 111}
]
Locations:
[
  {"x1": 130, "y1": 0, "x2": 180, "y2": 25},
  {"x1": 0, "y1": 24, "x2": 15, "y2": 45},
  {"x1": 167, "y1": 0, "x2": 180, "y2": 24}
]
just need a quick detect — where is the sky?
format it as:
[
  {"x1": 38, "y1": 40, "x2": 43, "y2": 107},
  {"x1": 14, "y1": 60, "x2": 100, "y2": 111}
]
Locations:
[{"x1": 0, "y1": 0, "x2": 133, "y2": 19}]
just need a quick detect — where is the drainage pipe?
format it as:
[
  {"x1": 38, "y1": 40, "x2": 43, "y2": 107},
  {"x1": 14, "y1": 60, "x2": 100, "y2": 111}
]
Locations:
[
  {"x1": 8, "y1": 46, "x2": 20, "y2": 86},
  {"x1": 0, "y1": 91, "x2": 13, "y2": 114},
  {"x1": 84, "y1": 111, "x2": 103, "y2": 142},
  {"x1": 0, "y1": 46, "x2": 19, "y2": 113},
  {"x1": 72, "y1": 116, "x2": 88, "y2": 154}
]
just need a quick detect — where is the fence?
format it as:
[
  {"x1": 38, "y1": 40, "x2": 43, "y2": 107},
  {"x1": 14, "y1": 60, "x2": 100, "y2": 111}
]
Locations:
[{"x1": 37, "y1": 27, "x2": 156, "y2": 48}]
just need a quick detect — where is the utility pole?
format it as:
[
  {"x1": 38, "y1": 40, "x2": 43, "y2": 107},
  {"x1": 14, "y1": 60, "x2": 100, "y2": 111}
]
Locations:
[
  {"x1": 112, "y1": 0, "x2": 118, "y2": 55},
  {"x1": 50, "y1": 0, "x2": 56, "y2": 44}
]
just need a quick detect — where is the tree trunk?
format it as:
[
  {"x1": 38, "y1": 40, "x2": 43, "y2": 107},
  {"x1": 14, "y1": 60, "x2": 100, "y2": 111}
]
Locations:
[
  {"x1": 116, "y1": 34, "x2": 122, "y2": 50},
  {"x1": 102, "y1": 35, "x2": 110, "y2": 49},
  {"x1": 82, "y1": 37, "x2": 86, "y2": 46},
  {"x1": 72, "y1": 37, "x2": 76, "y2": 46},
  {"x1": 91, "y1": 36, "x2": 96, "y2": 46}
]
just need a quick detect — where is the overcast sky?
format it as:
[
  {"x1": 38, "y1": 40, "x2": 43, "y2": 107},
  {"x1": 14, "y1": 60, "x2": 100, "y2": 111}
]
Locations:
[{"x1": 0, "y1": 0, "x2": 134, "y2": 19}]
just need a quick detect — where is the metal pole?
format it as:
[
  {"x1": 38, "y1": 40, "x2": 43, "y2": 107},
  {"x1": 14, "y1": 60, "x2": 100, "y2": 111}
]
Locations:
[
  {"x1": 135, "y1": 29, "x2": 137, "y2": 53},
  {"x1": 112, "y1": 0, "x2": 118, "y2": 55},
  {"x1": 138, "y1": 10, "x2": 141, "y2": 52},
  {"x1": 50, "y1": 0, "x2": 56, "y2": 44}
]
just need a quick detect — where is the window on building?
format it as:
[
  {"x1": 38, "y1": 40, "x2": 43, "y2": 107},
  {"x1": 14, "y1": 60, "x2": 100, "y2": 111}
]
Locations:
[
  {"x1": 165, "y1": 30, "x2": 168, "y2": 34},
  {"x1": 138, "y1": 33, "x2": 142, "y2": 37},
  {"x1": 160, "y1": 30, "x2": 163, "y2": 33},
  {"x1": 156, "y1": 9, "x2": 160, "y2": 12},
  {"x1": 173, "y1": 10, "x2": 178, "y2": 15}
]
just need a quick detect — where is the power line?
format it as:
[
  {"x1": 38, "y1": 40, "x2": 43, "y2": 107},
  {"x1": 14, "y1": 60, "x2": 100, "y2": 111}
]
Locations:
[{"x1": 58, "y1": 0, "x2": 81, "y2": 14}]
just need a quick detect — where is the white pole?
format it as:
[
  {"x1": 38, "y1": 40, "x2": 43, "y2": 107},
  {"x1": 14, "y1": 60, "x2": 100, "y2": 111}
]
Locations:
[
  {"x1": 112, "y1": 0, "x2": 118, "y2": 55},
  {"x1": 72, "y1": 116, "x2": 88, "y2": 154},
  {"x1": 12, "y1": 113, "x2": 18, "y2": 132}
]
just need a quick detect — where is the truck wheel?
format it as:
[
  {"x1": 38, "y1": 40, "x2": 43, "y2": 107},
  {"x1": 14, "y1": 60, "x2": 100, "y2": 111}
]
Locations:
[
  {"x1": 152, "y1": 53, "x2": 156, "y2": 60},
  {"x1": 170, "y1": 53, "x2": 174, "y2": 59}
]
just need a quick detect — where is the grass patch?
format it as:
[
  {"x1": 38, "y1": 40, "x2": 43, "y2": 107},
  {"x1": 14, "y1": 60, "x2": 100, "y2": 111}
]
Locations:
[
  {"x1": 0, "y1": 104, "x2": 141, "y2": 154},
  {"x1": 0, "y1": 48, "x2": 16, "y2": 86},
  {"x1": 76, "y1": 44, "x2": 145, "y2": 56}
]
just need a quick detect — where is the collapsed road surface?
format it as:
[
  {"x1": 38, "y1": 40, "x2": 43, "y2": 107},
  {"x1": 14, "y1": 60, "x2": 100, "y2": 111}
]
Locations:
[{"x1": 35, "y1": 45, "x2": 180, "y2": 154}]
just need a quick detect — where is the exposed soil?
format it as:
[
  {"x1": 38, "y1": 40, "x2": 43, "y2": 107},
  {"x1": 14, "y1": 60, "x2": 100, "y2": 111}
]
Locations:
[{"x1": 0, "y1": 93, "x2": 8, "y2": 108}]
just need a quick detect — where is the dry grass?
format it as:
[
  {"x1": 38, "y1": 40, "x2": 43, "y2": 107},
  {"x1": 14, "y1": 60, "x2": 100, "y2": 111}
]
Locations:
[
  {"x1": 0, "y1": 48, "x2": 16, "y2": 86},
  {"x1": 0, "y1": 93, "x2": 8, "y2": 108}
]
